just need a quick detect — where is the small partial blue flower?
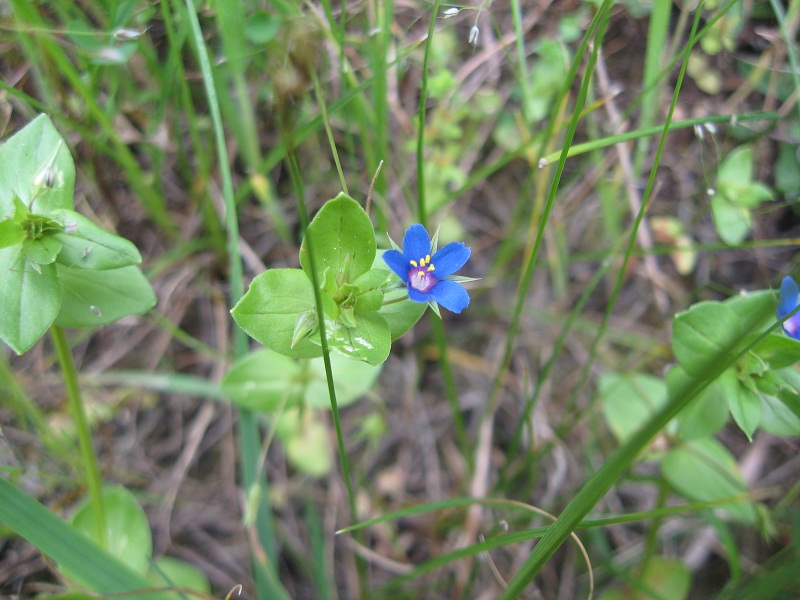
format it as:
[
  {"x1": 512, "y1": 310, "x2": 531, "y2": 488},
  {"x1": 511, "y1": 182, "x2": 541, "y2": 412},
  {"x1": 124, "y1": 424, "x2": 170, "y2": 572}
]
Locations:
[
  {"x1": 777, "y1": 276, "x2": 800, "y2": 340},
  {"x1": 383, "y1": 224, "x2": 472, "y2": 314}
]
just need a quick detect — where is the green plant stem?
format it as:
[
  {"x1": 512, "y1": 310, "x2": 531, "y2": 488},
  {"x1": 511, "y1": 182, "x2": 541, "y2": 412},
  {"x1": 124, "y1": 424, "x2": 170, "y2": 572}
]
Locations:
[
  {"x1": 311, "y1": 69, "x2": 349, "y2": 195},
  {"x1": 50, "y1": 324, "x2": 105, "y2": 547},
  {"x1": 416, "y1": 0, "x2": 441, "y2": 221},
  {"x1": 183, "y1": 5, "x2": 285, "y2": 599},
  {"x1": 285, "y1": 147, "x2": 367, "y2": 595}
]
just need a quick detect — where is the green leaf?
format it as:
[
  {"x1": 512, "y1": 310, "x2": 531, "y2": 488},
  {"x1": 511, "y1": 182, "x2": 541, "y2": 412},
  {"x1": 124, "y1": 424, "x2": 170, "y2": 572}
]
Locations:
[
  {"x1": 279, "y1": 409, "x2": 332, "y2": 477},
  {"x1": 324, "y1": 308, "x2": 391, "y2": 365},
  {"x1": 52, "y1": 209, "x2": 142, "y2": 269},
  {"x1": 22, "y1": 236, "x2": 62, "y2": 266},
  {"x1": 147, "y1": 556, "x2": 210, "y2": 598},
  {"x1": 720, "y1": 369, "x2": 761, "y2": 441},
  {"x1": 672, "y1": 302, "x2": 743, "y2": 377},
  {"x1": 711, "y1": 195, "x2": 751, "y2": 245},
  {"x1": 0, "y1": 246, "x2": 62, "y2": 355},
  {"x1": 0, "y1": 114, "x2": 76, "y2": 214},
  {"x1": 68, "y1": 486, "x2": 152, "y2": 580},
  {"x1": 751, "y1": 333, "x2": 800, "y2": 369},
  {"x1": 724, "y1": 289, "x2": 774, "y2": 333},
  {"x1": 0, "y1": 478, "x2": 167, "y2": 599},
  {"x1": 221, "y1": 349, "x2": 303, "y2": 412},
  {"x1": 757, "y1": 368, "x2": 800, "y2": 436},
  {"x1": 599, "y1": 556, "x2": 691, "y2": 600},
  {"x1": 231, "y1": 269, "x2": 323, "y2": 359},
  {"x1": 718, "y1": 146, "x2": 753, "y2": 191},
  {"x1": 245, "y1": 12, "x2": 281, "y2": 44},
  {"x1": 598, "y1": 372, "x2": 667, "y2": 445},
  {"x1": 0, "y1": 219, "x2": 24, "y2": 248},
  {"x1": 299, "y1": 193, "x2": 376, "y2": 285},
  {"x1": 304, "y1": 352, "x2": 382, "y2": 408},
  {"x1": 671, "y1": 368, "x2": 729, "y2": 441},
  {"x1": 54, "y1": 264, "x2": 156, "y2": 327},
  {"x1": 737, "y1": 182, "x2": 773, "y2": 208},
  {"x1": 661, "y1": 438, "x2": 757, "y2": 524},
  {"x1": 222, "y1": 348, "x2": 382, "y2": 412}
]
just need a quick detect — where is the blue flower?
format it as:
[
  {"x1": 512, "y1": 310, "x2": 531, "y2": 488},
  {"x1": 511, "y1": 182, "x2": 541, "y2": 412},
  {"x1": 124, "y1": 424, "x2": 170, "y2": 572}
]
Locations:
[
  {"x1": 777, "y1": 276, "x2": 800, "y2": 340},
  {"x1": 382, "y1": 224, "x2": 472, "y2": 314}
]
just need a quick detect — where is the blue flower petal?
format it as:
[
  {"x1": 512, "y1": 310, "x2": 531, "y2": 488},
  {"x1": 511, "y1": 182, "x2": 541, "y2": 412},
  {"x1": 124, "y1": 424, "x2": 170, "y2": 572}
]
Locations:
[
  {"x1": 784, "y1": 314, "x2": 800, "y2": 340},
  {"x1": 778, "y1": 276, "x2": 799, "y2": 318},
  {"x1": 403, "y1": 224, "x2": 431, "y2": 262},
  {"x1": 430, "y1": 279, "x2": 470, "y2": 313},
  {"x1": 432, "y1": 242, "x2": 471, "y2": 278},
  {"x1": 407, "y1": 287, "x2": 431, "y2": 304},
  {"x1": 382, "y1": 249, "x2": 410, "y2": 282}
]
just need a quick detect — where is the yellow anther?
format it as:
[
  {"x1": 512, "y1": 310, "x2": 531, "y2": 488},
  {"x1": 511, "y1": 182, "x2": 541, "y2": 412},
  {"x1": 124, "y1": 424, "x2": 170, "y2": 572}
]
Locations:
[
  {"x1": 428, "y1": 265, "x2": 435, "y2": 271},
  {"x1": 418, "y1": 270, "x2": 424, "y2": 277},
  {"x1": 410, "y1": 260, "x2": 418, "y2": 267}
]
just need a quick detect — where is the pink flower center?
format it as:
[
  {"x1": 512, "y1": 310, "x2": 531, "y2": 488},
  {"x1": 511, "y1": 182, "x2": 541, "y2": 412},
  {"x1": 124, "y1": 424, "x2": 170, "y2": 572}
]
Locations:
[{"x1": 408, "y1": 254, "x2": 436, "y2": 293}]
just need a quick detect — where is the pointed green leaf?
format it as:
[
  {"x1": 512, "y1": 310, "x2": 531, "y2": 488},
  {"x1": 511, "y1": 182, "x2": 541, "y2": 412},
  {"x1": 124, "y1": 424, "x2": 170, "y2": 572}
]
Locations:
[
  {"x1": 54, "y1": 264, "x2": 156, "y2": 327},
  {"x1": 672, "y1": 368, "x2": 729, "y2": 441},
  {"x1": 0, "y1": 114, "x2": 76, "y2": 214},
  {"x1": 304, "y1": 352, "x2": 382, "y2": 408},
  {"x1": 52, "y1": 209, "x2": 142, "y2": 269},
  {"x1": 0, "y1": 219, "x2": 24, "y2": 248},
  {"x1": 231, "y1": 269, "x2": 323, "y2": 359},
  {"x1": 299, "y1": 193, "x2": 376, "y2": 284},
  {"x1": 751, "y1": 332, "x2": 800, "y2": 369},
  {"x1": 324, "y1": 309, "x2": 391, "y2": 365},
  {"x1": 672, "y1": 301, "x2": 742, "y2": 376},
  {"x1": 661, "y1": 438, "x2": 757, "y2": 524},
  {"x1": 22, "y1": 236, "x2": 62, "y2": 265},
  {"x1": 599, "y1": 372, "x2": 667, "y2": 445},
  {"x1": 221, "y1": 349, "x2": 302, "y2": 412},
  {"x1": 718, "y1": 146, "x2": 753, "y2": 191},
  {"x1": 147, "y1": 557, "x2": 210, "y2": 597},
  {"x1": 69, "y1": 486, "x2": 152, "y2": 579},
  {"x1": 221, "y1": 348, "x2": 382, "y2": 411},
  {"x1": 0, "y1": 478, "x2": 167, "y2": 599},
  {"x1": 0, "y1": 246, "x2": 62, "y2": 354},
  {"x1": 720, "y1": 369, "x2": 761, "y2": 441},
  {"x1": 711, "y1": 195, "x2": 751, "y2": 245}
]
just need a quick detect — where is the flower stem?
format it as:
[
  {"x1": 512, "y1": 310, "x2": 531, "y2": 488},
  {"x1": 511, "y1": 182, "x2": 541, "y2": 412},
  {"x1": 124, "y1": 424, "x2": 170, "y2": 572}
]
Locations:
[{"x1": 50, "y1": 325, "x2": 106, "y2": 546}]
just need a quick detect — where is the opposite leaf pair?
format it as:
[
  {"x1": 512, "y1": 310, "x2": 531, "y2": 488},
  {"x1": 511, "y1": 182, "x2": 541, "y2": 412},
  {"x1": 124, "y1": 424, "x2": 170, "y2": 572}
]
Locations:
[
  {"x1": 0, "y1": 115, "x2": 156, "y2": 355},
  {"x1": 232, "y1": 193, "x2": 475, "y2": 365}
]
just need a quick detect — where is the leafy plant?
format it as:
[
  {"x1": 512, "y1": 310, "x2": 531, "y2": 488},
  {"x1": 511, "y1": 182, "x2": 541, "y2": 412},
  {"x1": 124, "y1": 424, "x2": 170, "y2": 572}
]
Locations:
[
  {"x1": 0, "y1": 115, "x2": 156, "y2": 355},
  {"x1": 710, "y1": 145, "x2": 774, "y2": 246},
  {"x1": 231, "y1": 193, "x2": 446, "y2": 366}
]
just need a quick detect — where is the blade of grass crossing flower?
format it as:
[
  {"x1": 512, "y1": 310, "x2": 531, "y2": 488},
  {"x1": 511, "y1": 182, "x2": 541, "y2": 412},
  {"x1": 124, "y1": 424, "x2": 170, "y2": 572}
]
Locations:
[
  {"x1": 183, "y1": 4, "x2": 286, "y2": 598},
  {"x1": 500, "y1": 7, "x2": 708, "y2": 596},
  {"x1": 500, "y1": 302, "x2": 775, "y2": 597}
]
